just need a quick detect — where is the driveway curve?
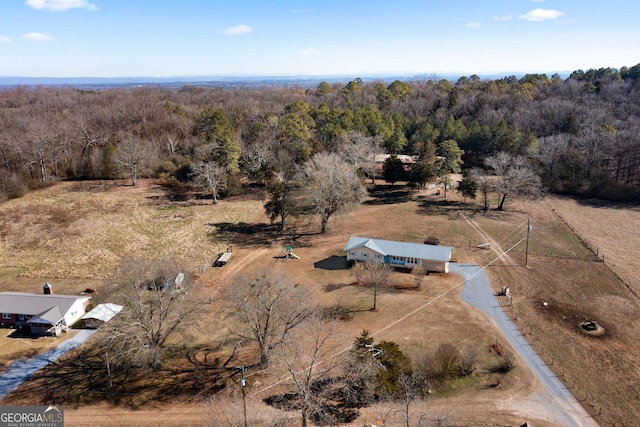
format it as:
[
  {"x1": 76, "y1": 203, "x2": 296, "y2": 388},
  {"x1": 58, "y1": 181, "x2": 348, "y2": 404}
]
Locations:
[
  {"x1": 0, "y1": 329, "x2": 95, "y2": 400},
  {"x1": 453, "y1": 263, "x2": 598, "y2": 427}
]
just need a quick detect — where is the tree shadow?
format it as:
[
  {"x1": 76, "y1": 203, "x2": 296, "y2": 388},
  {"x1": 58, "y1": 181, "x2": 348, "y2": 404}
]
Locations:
[
  {"x1": 416, "y1": 197, "x2": 471, "y2": 215},
  {"x1": 364, "y1": 184, "x2": 416, "y2": 205},
  {"x1": 208, "y1": 222, "x2": 280, "y2": 247},
  {"x1": 323, "y1": 282, "x2": 353, "y2": 292},
  {"x1": 264, "y1": 377, "x2": 361, "y2": 426},
  {"x1": 3, "y1": 344, "x2": 238, "y2": 409},
  {"x1": 314, "y1": 256, "x2": 348, "y2": 270},
  {"x1": 567, "y1": 195, "x2": 640, "y2": 209}
]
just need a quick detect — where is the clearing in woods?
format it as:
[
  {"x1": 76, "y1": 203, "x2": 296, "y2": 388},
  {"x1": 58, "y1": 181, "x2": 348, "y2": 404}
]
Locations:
[{"x1": 0, "y1": 181, "x2": 639, "y2": 426}]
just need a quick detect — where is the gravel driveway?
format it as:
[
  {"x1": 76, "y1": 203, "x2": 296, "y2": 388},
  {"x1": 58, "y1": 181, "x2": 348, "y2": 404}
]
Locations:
[
  {"x1": 0, "y1": 329, "x2": 96, "y2": 400},
  {"x1": 453, "y1": 263, "x2": 599, "y2": 427}
]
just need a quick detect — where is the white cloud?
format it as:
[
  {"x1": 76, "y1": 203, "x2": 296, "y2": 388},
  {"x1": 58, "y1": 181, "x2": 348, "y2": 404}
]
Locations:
[
  {"x1": 0, "y1": 36, "x2": 11, "y2": 43},
  {"x1": 21, "y1": 32, "x2": 52, "y2": 41},
  {"x1": 494, "y1": 15, "x2": 513, "y2": 21},
  {"x1": 25, "y1": 0, "x2": 97, "y2": 11},
  {"x1": 218, "y1": 25, "x2": 252, "y2": 35},
  {"x1": 300, "y1": 48, "x2": 320, "y2": 56},
  {"x1": 466, "y1": 22, "x2": 481, "y2": 29},
  {"x1": 519, "y1": 8, "x2": 563, "y2": 21}
]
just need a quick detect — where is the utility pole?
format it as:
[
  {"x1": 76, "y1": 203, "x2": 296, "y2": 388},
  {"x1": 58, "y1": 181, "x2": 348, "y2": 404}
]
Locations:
[
  {"x1": 105, "y1": 350, "x2": 113, "y2": 387},
  {"x1": 525, "y1": 218, "x2": 532, "y2": 267},
  {"x1": 240, "y1": 366, "x2": 247, "y2": 427}
]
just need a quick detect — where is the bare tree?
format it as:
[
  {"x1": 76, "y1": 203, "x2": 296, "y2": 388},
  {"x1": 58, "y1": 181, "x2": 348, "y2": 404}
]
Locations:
[
  {"x1": 296, "y1": 152, "x2": 367, "y2": 233},
  {"x1": 397, "y1": 372, "x2": 429, "y2": 427},
  {"x1": 472, "y1": 168, "x2": 493, "y2": 212},
  {"x1": 276, "y1": 316, "x2": 345, "y2": 427},
  {"x1": 115, "y1": 136, "x2": 152, "y2": 186},
  {"x1": 98, "y1": 258, "x2": 204, "y2": 369},
  {"x1": 20, "y1": 118, "x2": 56, "y2": 182},
  {"x1": 353, "y1": 260, "x2": 393, "y2": 311},
  {"x1": 339, "y1": 130, "x2": 382, "y2": 179},
  {"x1": 191, "y1": 160, "x2": 227, "y2": 204},
  {"x1": 240, "y1": 139, "x2": 274, "y2": 182},
  {"x1": 411, "y1": 266, "x2": 427, "y2": 290},
  {"x1": 534, "y1": 133, "x2": 570, "y2": 188},
  {"x1": 226, "y1": 268, "x2": 314, "y2": 368},
  {"x1": 485, "y1": 152, "x2": 542, "y2": 210}
]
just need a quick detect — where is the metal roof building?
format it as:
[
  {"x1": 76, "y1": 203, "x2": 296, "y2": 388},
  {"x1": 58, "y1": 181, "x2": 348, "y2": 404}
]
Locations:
[
  {"x1": 0, "y1": 291, "x2": 91, "y2": 336},
  {"x1": 344, "y1": 236, "x2": 453, "y2": 273},
  {"x1": 81, "y1": 303, "x2": 123, "y2": 329}
]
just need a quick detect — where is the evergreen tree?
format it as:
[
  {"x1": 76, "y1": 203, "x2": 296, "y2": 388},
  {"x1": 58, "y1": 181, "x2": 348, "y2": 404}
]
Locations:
[{"x1": 383, "y1": 154, "x2": 406, "y2": 185}]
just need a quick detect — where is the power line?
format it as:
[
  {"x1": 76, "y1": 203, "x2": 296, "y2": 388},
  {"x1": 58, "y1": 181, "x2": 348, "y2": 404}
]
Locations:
[{"x1": 249, "y1": 235, "x2": 527, "y2": 399}]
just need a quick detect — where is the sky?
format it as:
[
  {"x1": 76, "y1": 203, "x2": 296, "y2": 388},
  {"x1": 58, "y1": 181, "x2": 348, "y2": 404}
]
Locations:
[{"x1": 0, "y1": 0, "x2": 638, "y2": 78}]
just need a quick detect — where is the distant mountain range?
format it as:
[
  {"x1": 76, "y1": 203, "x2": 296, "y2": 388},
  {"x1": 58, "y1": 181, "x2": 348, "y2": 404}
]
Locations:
[{"x1": 0, "y1": 72, "x2": 566, "y2": 89}]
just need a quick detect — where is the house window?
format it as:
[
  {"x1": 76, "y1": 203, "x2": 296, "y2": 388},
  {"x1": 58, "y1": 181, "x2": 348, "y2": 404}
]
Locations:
[
  {"x1": 2, "y1": 313, "x2": 11, "y2": 319},
  {"x1": 376, "y1": 254, "x2": 382, "y2": 259},
  {"x1": 18, "y1": 314, "x2": 25, "y2": 321},
  {"x1": 350, "y1": 251, "x2": 356, "y2": 257},
  {"x1": 362, "y1": 252, "x2": 368, "y2": 257}
]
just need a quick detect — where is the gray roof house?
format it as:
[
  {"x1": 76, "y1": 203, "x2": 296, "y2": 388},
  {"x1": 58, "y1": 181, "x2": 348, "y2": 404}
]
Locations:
[
  {"x1": 0, "y1": 291, "x2": 91, "y2": 336},
  {"x1": 344, "y1": 236, "x2": 453, "y2": 273}
]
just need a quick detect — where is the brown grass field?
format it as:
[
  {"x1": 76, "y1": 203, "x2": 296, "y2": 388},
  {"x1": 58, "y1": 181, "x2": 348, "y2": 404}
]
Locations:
[{"x1": 0, "y1": 180, "x2": 639, "y2": 426}]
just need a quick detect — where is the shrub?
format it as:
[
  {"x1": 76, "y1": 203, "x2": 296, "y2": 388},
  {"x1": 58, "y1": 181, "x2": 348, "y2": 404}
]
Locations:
[
  {"x1": 433, "y1": 343, "x2": 461, "y2": 380},
  {"x1": 496, "y1": 352, "x2": 515, "y2": 373},
  {"x1": 458, "y1": 350, "x2": 478, "y2": 377}
]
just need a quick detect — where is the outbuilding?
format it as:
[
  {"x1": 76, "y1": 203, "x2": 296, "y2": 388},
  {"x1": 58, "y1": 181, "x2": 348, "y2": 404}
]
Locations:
[{"x1": 81, "y1": 303, "x2": 123, "y2": 329}]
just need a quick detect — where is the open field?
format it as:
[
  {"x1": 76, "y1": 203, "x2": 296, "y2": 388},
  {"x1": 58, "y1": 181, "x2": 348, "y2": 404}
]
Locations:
[
  {"x1": 0, "y1": 181, "x2": 639, "y2": 426},
  {"x1": 0, "y1": 180, "x2": 261, "y2": 280},
  {"x1": 546, "y1": 195, "x2": 640, "y2": 296}
]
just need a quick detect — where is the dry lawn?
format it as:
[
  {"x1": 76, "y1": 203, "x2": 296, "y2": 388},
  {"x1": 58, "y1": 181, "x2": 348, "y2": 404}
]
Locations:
[
  {"x1": 0, "y1": 180, "x2": 261, "y2": 280},
  {"x1": 0, "y1": 181, "x2": 639, "y2": 426},
  {"x1": 0, "y1": 330, "x2": 75, "y2": 371},
  {"x1": 546, "y1": 195, "x2": 640, "y2": 295}
]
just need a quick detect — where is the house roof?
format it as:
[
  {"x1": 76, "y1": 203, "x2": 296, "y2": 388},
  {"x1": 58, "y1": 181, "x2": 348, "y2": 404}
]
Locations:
[
  {"x1": 28, "y1": 305, "x2": 64, "y2": 325},
  {"x1": 81, "y1": 303, "x2": 123, "y2": 323},
  {"x1": 344, "y1": 236, "x2": 452, "y2": 262},
  {"x1": 0, "y1": 292, "x2": 90, "y2": 319}
]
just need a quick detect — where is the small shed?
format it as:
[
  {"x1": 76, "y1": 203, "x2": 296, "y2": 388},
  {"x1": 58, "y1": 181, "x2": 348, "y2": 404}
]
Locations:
[
  {"x1": 214, "y1": 246, "x2": 233, "y2": 267},
  {"x1": 81, "y1": 303, "x2": 123, "y2": 329}
]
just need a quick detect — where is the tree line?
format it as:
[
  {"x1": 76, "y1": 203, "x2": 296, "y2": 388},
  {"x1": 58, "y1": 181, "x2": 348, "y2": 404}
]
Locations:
[{"x1": 1, "y1": 63, "x2": 640, "y2": 205}]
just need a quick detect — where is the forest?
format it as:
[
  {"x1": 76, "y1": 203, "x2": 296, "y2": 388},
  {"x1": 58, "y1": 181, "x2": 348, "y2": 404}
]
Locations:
[{"x1": 1, "y1": 63, "x2": 639, "y2": 205}]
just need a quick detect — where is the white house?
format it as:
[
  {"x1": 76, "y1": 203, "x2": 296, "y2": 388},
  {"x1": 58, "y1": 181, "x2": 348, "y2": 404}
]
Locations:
[
  {"x1": 344, "y1": 236, "x2": 453, "y2": 273},
  {"x1": 0, "y1": 291, "x2": 91, "y2": 336}
]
